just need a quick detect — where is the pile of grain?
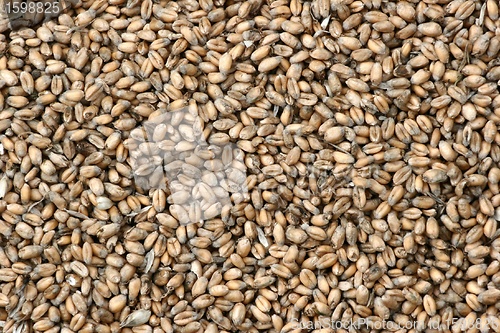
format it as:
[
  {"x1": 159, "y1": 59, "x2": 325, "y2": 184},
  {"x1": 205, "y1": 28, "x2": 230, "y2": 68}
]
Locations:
[{"x1": 1, "y1": 0, "x2": 500, "y2": 332}]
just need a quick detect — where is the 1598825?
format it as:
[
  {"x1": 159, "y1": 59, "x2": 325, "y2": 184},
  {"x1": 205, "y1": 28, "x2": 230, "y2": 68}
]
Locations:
[
  {"x1": 0, "y1": 0, "x2": 76, "y2": 31},
  {"x1": 3, "y1": 0, "x2": 60, "y2": 14}
]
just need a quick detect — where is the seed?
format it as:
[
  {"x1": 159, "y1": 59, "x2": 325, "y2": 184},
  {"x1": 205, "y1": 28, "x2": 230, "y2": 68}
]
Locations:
[
  {"x1": 120, "y1": 309, "x2": 151, "y2": 327},
  {"x1": 0, "y1": 0, "x2": 499, "y2": 332}
]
